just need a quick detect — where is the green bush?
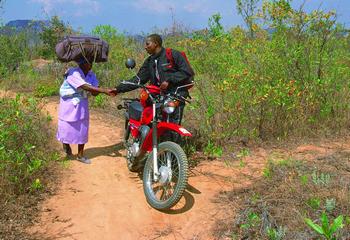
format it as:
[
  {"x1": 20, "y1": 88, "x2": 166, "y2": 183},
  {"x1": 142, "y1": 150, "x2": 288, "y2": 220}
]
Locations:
[
  {"x1": 172, "y1": 5, "x2": 350, "y2": 143},
  {"x1": 0, "y1": 95, "x2": 58, "y2": 196},
  {"x1": 91, "y1": 94, "x2": 107, "y2": 108},
  {"x1": 34, "y1": 84, "x2": 58, "y2": 97},
  {"x1": 0, "y1": 33, "x2": 29, "y2": 77}
]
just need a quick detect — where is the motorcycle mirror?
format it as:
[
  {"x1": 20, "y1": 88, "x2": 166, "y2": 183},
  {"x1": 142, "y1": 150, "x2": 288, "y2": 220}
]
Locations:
[{"x1": 125, "y1": 58, "x2": 136, "y2": 69}]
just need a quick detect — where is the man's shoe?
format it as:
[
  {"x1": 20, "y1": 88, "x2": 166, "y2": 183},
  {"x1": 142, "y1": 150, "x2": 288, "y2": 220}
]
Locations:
[{"x1": 76, "y1": 156, "x2": 91, "y2": 164}]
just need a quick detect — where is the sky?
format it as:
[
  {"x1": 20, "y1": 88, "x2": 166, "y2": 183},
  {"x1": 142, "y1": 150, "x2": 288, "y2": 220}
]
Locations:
[{"x1": 1, "y1": 0, "x2": 349, "y2": 34}]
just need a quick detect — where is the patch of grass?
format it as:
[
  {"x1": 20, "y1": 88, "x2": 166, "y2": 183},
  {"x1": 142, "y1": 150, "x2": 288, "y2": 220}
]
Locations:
[
  {"x1": 237, "y1": 148, "x2": 250, "y2": 158},
  {"x1": 46, "y1": 114, "x2": 53, "y2": 122},
  {"x1": 266, "y1": 226, "x2": 286, "y2": 240},
  {"x1": 240, "y1": 211, "x2": 261, "y2": 230},
  {"x1": 325, "y1": 198, "x2": 336, "y2": 213},
  {"x1": 345, "y1": 216, "x2": 350, "y2": 225},
  {"x1": 239, "y1": 159, "x2": 247, "y2": 168},
  {"x1": 300, "y1": 174, "x2": 308, "y2": 185},
  {"x1": 311, "y1": 170, "x2": 331, "y2": 186},
  {"x1": 91, "y1": 94, "x2": 108, "y2": 108},
  {"x1": 204, "y1": 140, "x2": 223, "y2": 158},
  {"x1": 214, "y1": 149, "x2": 350, "y2": 239},
  {"x1": 250, "y1": 193, "x2": 261, "y2": 204},
  {"x1": 34, "y1": 84, "x2": 58, "y2": 97},
  {"x1": 262, "y1": 159, "x2": 275, "y2": 179},
  {"x1": 307, "y1": 197, "x2": 321, "y2": 210}
]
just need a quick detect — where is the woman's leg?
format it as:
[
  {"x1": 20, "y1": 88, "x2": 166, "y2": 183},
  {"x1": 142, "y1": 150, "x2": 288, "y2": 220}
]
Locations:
[
  {"x1": 63, "y1": 143, "x2": 72, "y2": 156},
  {"x1": 77, "y1": 144, "x2": 91, "y2": 164},
  {"x1": 78, "y1": 144, "x2": 85, "y2": 158}
]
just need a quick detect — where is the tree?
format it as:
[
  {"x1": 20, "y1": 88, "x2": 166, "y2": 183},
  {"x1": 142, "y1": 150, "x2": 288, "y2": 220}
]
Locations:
[
  {"x1": 39, "y1": 15, "x2": 72, "y2": 59},
  {"x1": 208, "y1": 13, "x2": 224, "y2": 37},
  {"x1": 236, "y1": 0, "x2": 259, "y2": 38}
]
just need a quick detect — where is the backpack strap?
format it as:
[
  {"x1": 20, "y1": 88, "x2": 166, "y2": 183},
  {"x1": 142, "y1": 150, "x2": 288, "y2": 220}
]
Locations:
[
  {"x1": 165, "y1": 48, "x2": 195, "y2": 91},
  {"x1": 165, "y1": 48, "x2": 175, "y2": 69}
]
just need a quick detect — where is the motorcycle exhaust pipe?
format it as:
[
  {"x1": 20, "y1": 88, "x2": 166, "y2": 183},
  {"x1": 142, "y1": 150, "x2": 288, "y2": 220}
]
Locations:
[
  {"x1": 132, "y1": 125, "x2": 150, "y2": 158},
  {"x1": 131, "y1": 125, "x2": 150, "y2": 166},
  {"x1": 138, "y1": 125, "x2": 150, "y2": 151}
]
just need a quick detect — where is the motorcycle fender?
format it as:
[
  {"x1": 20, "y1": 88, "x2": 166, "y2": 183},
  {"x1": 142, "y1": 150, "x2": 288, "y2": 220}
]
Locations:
[
  {"x1": 157, "y1": 122, "x2": 192, "y2": 137},
  {"x1": 141, "y1": 122, "x2": 192, "y2": 151}
]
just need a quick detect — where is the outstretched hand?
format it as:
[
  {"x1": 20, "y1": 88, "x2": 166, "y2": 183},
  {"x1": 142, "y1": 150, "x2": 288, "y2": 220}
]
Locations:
[{"x1": 106, "y1": 88, "x2": 117, "y2": 96}]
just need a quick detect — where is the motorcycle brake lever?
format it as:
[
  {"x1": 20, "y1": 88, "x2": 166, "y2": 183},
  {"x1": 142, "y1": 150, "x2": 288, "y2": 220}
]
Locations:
[{"x1": 172, "y1": 94, "x2": 190, "y2": 103}]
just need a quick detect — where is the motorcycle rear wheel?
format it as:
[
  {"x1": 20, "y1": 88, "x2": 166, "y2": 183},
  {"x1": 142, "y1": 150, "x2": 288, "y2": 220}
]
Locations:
[{"x1": 143, "y1": 141, "x2": 188, "y2": 210}]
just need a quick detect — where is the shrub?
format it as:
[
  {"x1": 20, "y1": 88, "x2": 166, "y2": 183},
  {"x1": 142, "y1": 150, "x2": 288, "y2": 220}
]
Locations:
[
  {"x1": 0, "y1": 95, "x2": 58, "y2": 197},
  {"x1": 34, "y1": 84, "x2": 58, "y2": 97},
  {"x1": 0, "y1": 33, "x2": 29, "y2": 77},
  {"x1": 174, "y1": 4, "x2": 350, "y2": 143}
]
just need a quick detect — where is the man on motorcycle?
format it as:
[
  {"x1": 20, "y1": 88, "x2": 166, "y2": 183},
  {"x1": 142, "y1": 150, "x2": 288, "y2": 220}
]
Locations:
[{"x1": 113, "y1": 33, "x2": 194, "y2": 125}]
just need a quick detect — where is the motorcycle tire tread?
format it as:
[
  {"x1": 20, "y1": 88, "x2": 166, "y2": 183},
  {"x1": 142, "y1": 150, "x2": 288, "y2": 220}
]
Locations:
[{"x1": 143, "y1": 141, "x2": 188, "y2": 210}]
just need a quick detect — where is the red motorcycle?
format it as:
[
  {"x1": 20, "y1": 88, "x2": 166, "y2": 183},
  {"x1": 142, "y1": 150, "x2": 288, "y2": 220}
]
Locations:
[{"x1": 117, "y1": 60, "x2": 193, "y2": 210}]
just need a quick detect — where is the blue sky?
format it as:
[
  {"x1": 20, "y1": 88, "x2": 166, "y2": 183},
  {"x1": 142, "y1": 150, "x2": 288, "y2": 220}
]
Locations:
[{"x1": 1, "y1": 0, "x2": 349, "y2": 34}]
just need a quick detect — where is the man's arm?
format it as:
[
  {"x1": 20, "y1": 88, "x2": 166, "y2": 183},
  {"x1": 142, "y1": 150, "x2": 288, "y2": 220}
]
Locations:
[{"x1": 115, "y1": 58, "x2": 151, "y2": 93}]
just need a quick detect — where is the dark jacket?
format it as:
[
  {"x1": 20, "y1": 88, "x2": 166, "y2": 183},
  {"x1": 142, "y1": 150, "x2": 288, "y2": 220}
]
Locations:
[{"x1": 115, "y1": 48, "x2": 193, "y2": 97}]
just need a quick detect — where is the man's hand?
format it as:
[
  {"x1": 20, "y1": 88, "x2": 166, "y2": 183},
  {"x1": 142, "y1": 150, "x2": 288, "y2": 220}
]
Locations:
[
  {"x1": 108, "y1": 88, "x2": 118, "y2": 96},
  {"x1": 160, "y1": 81, "x2": 169, "y2": 91},
  {"x1": 111, "y1": 88, "x2": 118, "y2": 96}
]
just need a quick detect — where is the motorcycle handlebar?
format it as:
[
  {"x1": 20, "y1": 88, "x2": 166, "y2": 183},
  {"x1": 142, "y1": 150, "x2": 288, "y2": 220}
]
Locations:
[
  {"x1": 121, "y1": 81, "x2": 190, "y2": 104},
  {"x1": 121, "y1": 81, "x2": 143, "y2": 88}
]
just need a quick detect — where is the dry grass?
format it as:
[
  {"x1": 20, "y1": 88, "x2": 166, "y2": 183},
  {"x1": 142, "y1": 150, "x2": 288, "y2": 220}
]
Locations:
[
  {"x1": 0, "y1": 162, "x2": 61, "y2": 240},
  {"x1": 213, "y1": 144, "x2": 350, "y2": 240}
]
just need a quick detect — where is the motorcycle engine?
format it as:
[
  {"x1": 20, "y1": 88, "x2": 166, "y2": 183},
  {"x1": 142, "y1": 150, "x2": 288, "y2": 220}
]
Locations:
[
  {"x1": 130, "y1": 141, "x2": 140, "y2": 157},
  {"x1": 126, "y1": 125, "x2": 150, "y2": 159}
]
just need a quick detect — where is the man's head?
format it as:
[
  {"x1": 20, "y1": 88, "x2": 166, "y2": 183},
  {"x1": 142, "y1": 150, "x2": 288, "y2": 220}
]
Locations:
[{"x1": 144, "y1": 34, "x2": 163, "y2": 55}]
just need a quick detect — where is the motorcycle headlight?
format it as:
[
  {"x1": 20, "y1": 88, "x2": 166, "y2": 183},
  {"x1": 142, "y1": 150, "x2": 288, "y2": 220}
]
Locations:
[{"x1": 163, "y1": 99, "x2": 178, "y2": 114}]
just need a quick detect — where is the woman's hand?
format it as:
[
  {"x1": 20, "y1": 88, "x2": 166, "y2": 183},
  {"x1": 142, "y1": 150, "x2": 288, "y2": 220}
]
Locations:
[{"x1": 80, "y1": 84, "x2": 116, "y2": 96}]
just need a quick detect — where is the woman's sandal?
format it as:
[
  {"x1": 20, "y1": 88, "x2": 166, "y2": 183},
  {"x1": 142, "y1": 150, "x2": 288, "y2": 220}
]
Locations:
[{"x1": 76, "y1": 156, "x2": 91, "y2": 164}]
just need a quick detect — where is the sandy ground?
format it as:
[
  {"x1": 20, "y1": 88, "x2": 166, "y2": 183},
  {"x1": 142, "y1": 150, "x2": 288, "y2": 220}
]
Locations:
[{"x1": 29, "y1": 97, "x2": 268, "y2": 240}]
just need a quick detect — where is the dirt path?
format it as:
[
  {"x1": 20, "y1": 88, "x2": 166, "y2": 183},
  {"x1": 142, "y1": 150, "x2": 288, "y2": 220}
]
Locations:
[
  {"x1": 2, "y1": 91, "x2": 348, "y2": 239},
  {"x1": 30, "y1": 97, "x2": 268, "y2": 240}
]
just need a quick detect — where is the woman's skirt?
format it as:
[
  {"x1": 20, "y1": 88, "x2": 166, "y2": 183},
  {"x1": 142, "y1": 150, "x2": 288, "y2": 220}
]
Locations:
[{"x1": 57, "y1": 118, "x2": 89, "y2": 144}]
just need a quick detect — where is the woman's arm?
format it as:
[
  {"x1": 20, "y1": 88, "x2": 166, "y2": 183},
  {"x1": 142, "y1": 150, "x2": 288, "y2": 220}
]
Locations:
[
  {"x1": 90, "y1": 86, "x2": 100, "y2": 96},
  {"x1": 79, "y1": 84, "x2": 115, "y2": 96}
]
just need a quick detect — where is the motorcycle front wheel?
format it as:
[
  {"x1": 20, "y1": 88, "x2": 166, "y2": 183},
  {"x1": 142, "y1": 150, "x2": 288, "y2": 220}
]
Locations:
[{"x1": 143, "y1": 141, "x2": 188, "y2": 210}]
